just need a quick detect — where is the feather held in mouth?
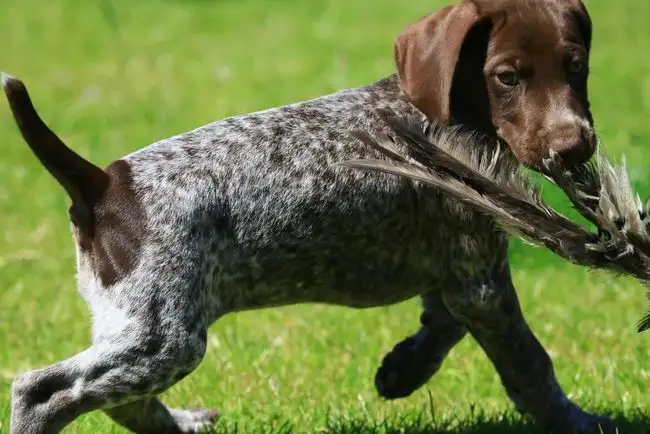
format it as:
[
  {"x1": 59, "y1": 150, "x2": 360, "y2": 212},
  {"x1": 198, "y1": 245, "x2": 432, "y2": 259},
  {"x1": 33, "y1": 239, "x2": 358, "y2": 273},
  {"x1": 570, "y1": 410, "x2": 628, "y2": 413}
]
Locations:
[{"x1": 337, "y1": 109, "x2": 650, "y2": 333}]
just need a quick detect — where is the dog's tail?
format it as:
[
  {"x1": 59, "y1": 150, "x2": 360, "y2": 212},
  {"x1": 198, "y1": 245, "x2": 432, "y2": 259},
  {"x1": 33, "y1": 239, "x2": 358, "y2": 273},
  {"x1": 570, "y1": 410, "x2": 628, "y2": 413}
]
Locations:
[{"x1": 2, "y1": 73, "x2": 109, "y2": 236}]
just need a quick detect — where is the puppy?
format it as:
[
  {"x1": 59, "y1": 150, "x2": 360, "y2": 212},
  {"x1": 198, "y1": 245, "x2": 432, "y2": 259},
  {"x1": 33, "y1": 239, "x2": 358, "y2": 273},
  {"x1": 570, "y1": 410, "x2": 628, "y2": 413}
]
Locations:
[{"x1": 4, "y1": 1, "x2": 609, "y2": 433}]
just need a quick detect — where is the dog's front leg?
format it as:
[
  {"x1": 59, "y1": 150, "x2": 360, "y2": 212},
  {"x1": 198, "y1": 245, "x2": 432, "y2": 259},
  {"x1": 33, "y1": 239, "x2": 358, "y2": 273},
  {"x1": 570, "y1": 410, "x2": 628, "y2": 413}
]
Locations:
[
  {"x1": 374, "y1": 290, "x2": 468, "y2": 399},
  {"x1": 441, "y1": 262, "x2": 617, "y2": 434}
]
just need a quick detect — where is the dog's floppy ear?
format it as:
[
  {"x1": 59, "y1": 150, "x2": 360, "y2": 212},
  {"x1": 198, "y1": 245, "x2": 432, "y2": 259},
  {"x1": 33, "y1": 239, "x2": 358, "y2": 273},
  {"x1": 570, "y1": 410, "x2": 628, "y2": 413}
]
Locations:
[
  {"x1": 570, "y1": 0, "x2": 592, "y2": 53},
  {"x1": 394, "y1": 1, "x2": 482, "y2": 123}
]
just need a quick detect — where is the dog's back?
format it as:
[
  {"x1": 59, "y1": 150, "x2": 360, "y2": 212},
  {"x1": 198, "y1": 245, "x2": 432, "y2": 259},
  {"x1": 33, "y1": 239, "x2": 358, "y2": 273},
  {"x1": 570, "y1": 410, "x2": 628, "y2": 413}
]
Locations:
[{"x1": 114, "y1": 75, "x2": 506, "y2": 317}]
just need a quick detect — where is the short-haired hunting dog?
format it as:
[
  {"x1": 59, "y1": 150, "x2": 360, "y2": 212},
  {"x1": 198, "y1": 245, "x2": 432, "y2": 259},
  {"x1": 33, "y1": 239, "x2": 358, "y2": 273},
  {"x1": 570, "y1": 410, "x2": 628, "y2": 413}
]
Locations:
[{"x1": 4, "y1": 0, "x2": 613, "y2": 433}]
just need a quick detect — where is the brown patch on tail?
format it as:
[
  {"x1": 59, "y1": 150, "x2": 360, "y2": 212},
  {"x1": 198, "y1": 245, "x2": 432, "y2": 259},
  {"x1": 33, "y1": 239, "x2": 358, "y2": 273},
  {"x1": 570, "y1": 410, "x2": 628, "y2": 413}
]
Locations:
[{"x1": 2, "y1": 74, "x2": 109, "y2": 237}]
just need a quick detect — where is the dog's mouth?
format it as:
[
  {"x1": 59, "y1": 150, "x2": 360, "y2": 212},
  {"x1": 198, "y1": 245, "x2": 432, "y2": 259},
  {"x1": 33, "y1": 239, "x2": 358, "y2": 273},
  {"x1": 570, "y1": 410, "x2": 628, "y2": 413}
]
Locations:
[
  {"x1": 494, "y1": 136, "x2": 547, "y2": 173},
  {"x1": 496, "y1": 136, "x2": 598, "y2": 177}
]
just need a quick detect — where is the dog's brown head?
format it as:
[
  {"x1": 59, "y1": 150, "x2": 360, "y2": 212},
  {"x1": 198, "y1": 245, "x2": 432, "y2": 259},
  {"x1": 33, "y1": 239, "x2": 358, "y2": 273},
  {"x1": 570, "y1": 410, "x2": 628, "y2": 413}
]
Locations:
[{"x1": 394, "y1": 0, "x2": 594, "y2": 169}]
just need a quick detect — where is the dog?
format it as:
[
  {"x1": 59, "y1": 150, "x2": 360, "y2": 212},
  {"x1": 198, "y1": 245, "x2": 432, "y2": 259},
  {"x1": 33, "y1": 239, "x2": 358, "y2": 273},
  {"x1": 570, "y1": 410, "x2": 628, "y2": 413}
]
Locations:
[{"x1": 4, "y1": 0, "x2": 610, "y2": 432}]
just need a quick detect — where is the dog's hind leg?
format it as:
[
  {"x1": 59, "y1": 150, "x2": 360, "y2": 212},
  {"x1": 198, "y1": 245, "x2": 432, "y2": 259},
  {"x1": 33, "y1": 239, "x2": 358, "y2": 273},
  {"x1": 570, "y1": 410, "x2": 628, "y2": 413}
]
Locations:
[
  {"x1": 10, "y1": 306, "x2": 213, "y2": 433},
  {"x1": 104, "y1": 397, "x2": 219, "y2": 434},
  {"x1": 374, "y1": 290, "x2": 467, "y2": 399}
]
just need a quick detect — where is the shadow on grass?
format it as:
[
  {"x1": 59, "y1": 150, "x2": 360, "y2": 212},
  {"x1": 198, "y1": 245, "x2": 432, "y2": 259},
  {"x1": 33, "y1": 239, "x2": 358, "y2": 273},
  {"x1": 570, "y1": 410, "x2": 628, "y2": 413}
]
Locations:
[
  {"x1": 321, "y1": 410, "x2": 650, "y2": 434},
  {"x1": 325, "y1": 418, "x2": 546, "y2": 433},
  {"x1": 210, "y1": 408, "x2": 649, "y2": 434}
]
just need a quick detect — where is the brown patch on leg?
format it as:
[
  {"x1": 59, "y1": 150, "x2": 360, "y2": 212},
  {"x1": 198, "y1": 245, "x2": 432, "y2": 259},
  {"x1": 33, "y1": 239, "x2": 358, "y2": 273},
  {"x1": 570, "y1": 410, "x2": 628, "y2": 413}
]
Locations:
[{"x1": 75, "y1": 160, "x2": 147, "y2": 286}]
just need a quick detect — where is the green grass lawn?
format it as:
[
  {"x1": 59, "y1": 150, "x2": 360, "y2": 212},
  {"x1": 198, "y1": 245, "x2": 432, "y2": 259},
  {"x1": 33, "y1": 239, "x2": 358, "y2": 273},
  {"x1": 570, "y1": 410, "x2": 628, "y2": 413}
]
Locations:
[{"x1": 1, "y1": 0, "x2": 649, "y2": 432}]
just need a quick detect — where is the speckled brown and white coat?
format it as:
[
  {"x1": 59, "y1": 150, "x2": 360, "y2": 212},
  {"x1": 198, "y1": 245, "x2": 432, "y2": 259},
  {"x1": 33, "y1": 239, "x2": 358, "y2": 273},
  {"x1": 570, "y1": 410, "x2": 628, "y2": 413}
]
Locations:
[{"x1": 4, "y1": 0, "x2": 615, "y2": 433}]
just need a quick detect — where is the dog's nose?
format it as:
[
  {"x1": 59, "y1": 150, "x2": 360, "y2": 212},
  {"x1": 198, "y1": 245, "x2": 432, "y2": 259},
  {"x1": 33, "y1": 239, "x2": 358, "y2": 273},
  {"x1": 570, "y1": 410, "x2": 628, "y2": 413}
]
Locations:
[{"x1": 547, "y1": 125, "x2": 595, "y2": 167}]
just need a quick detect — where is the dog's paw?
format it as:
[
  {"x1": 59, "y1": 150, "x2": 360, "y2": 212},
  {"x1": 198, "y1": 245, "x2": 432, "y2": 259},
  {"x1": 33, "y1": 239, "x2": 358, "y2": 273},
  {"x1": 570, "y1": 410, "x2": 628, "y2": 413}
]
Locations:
[
  {"x1": 169, "y1": 408, "x2": 219, "y2": 433},
  {"x1": 546, "y1": 405, "x2": 619, "y2": 434},
  {"x1": 374, "y1": 336, "x2": 441, "y2": 400}
]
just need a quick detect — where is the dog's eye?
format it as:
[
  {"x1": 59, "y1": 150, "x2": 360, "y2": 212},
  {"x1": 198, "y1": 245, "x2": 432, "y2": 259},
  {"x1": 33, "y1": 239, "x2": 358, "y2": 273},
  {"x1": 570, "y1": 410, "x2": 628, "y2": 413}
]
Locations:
[
  {"x1": 496, "y1": 71, "x2": 520, "y2": 87},
  {"x1": 567, "y1": 58, "x2": 587, "y2": 75}
]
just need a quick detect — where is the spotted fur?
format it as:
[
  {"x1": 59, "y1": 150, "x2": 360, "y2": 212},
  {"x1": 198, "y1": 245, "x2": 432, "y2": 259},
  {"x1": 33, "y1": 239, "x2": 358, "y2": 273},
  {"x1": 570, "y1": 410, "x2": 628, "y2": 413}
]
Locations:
[{"x1": 4, "y1": 72, "x2": 615, "y2": 433}]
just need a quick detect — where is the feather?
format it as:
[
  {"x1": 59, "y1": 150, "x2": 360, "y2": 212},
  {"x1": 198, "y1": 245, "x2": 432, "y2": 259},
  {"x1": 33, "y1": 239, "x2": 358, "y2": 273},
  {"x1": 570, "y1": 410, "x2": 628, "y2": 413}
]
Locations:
[{"x1": 339, "y1": 109, "x2": 650, "y2": 333}]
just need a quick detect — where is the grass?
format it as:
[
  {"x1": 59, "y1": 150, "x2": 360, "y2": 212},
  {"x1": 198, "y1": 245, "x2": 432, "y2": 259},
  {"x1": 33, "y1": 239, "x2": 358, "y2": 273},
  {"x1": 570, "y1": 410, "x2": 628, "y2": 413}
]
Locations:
[{"x1": 0, "y1": 0, "x2": 649, "y2": 432}]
